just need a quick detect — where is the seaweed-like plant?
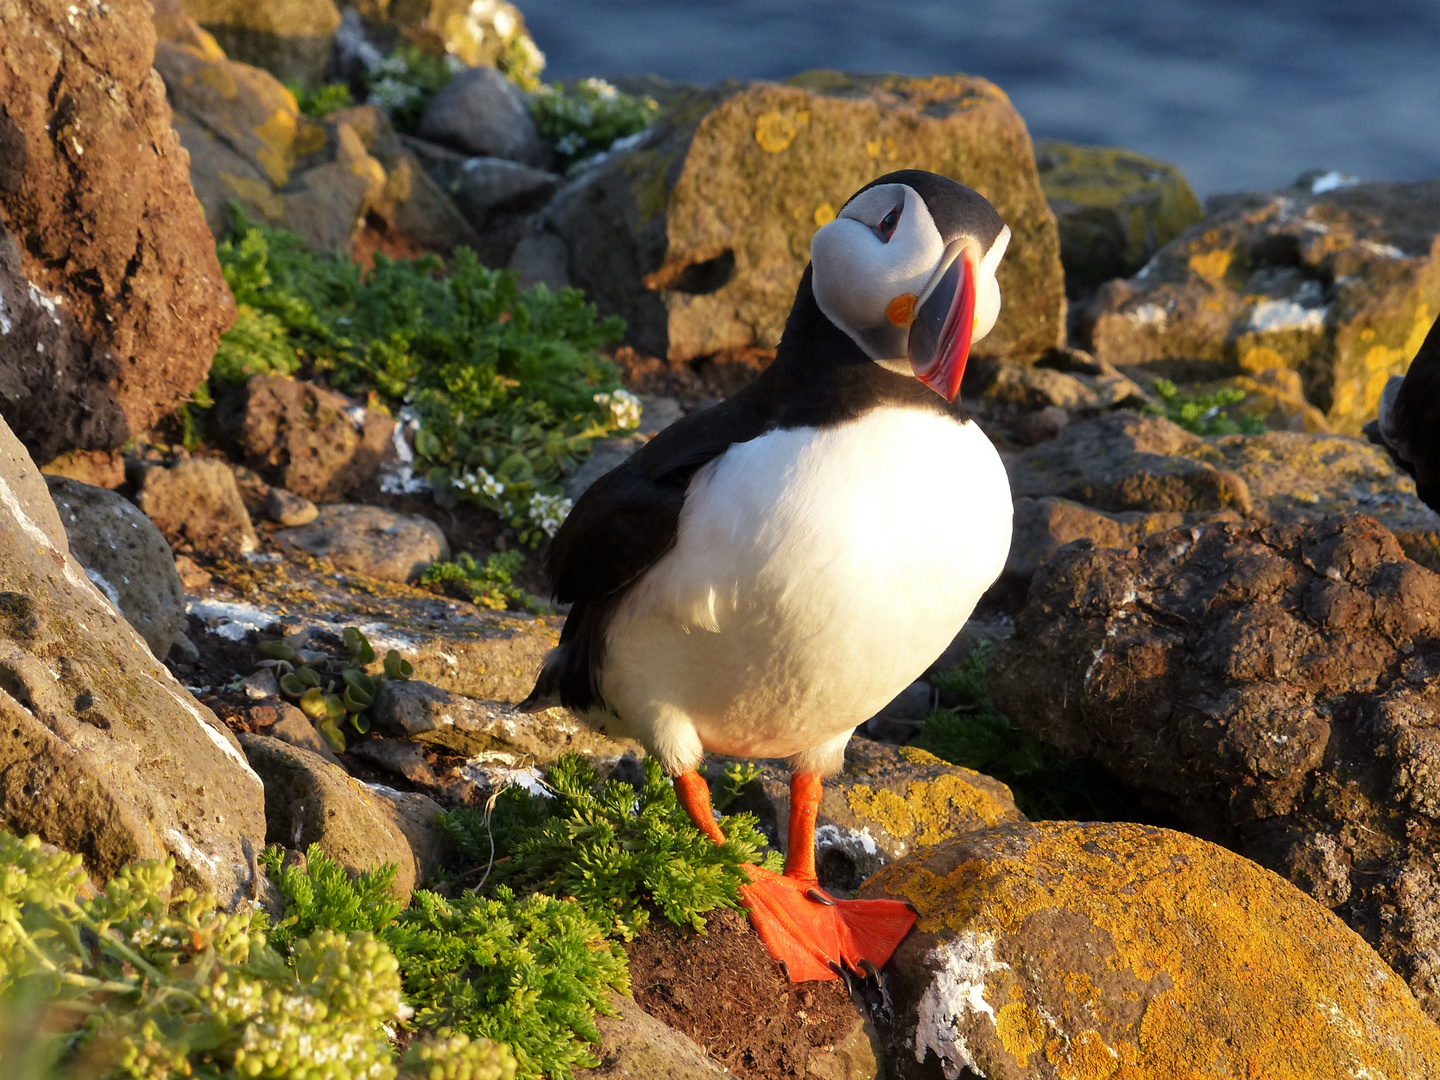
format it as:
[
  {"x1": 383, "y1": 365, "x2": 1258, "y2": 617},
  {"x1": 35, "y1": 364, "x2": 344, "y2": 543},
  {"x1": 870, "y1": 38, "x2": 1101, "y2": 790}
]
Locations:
[
  {"x1": 420, "y1": 551, "x2": 546, "y2": 612},
  {"x1": 1147, "y1": 377, "x2": 1267, "y2": 436}
]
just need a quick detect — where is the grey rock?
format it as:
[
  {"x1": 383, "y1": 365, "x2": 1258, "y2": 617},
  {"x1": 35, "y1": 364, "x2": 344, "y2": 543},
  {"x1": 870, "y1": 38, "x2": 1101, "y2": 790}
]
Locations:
[
  {"x1": 638, "y1": 396, "x2": 685, "y2": 436},
  {"x1": 349, "y1": 737, "x2": 437, "y2": 785},
  {"x1": 262, "y1": 486, "x2": 319, "y2": 526},
  {"x1": 862, "y1": 680, "x2": 933, "y2": 744},
  {"x1": 0, "y1": 414, "x2": 266, "y2": 904},
  {"x1": 416, "y1": 66, "x2": 548, "y2": 166},
  {"x1": 244, "y1": 667, "x2": 281, "y2": 700},
  {"x1": 275, "y1": 504, "x2": 449, "y2": 582},
  {"x1": 562, "y1": 436, "x2": 643, "y2": 501},
  {"x1": 508, "y1": 229, "x2": 571, "y2": 291},
  {"x1": 135, "y1": 458, "x2": 259, "y2": 559},
  {"x1": 45, "y1": 477, "x2": 186, "y2": 659},
  {"x1": 590, "y1": 993, "x2": 728, "y2": 1078}
]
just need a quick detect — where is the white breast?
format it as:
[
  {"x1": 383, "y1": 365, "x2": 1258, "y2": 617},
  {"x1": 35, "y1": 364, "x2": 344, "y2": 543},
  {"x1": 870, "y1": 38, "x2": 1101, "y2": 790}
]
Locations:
[{"x1": 596, "y1": 406, "x2": 1013, "y2": 775}]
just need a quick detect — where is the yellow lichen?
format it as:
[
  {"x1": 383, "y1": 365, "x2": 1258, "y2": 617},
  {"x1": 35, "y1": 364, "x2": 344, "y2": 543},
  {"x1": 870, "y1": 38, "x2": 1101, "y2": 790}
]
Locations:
[
  {"x1": 1239, "y1": 345, "x2": 1286, "y2": 372},
  {"x1": 1047, "y1": 1029, "x2": 1120, "y2": 1080},
  {"x1": 996, "y1": 1002, "x2": 1045, "y2": 1067},
  {"x1": 813, "y1": 203, "x2": 835, "y2": 227},
  {"x1": 217, "y1": 172, "x2": 284, "y2": 220},
  {"x1": 846, "y1": 773, "x2": 1005, "y2": 845},
  {"x1": 753, "y1": 109, "x2": 810, "y2": 152},
  {"x1": 252, "y1": 109, "x2": 299, "y2": 186},
  {"x1": 1188, "y1": 249, "x2": 1230, "y2": 284}
]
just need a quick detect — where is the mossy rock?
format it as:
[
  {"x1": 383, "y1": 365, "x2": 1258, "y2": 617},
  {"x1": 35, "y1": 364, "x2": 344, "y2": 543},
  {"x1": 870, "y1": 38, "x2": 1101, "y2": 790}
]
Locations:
[
  {"x1": 1035, "y1": 139, "x2": 1202, "y2": 297},
  {"x1": 547, "y1": 71, "x2": 1065, "y2": 364},
  {"x1": 174, "y1": 0, "x2": 341, "y2": 85},
  {"x1": 864, "y1": 821, "x2": 1440, "y2": 1079},
  {"x1": 1080, "y1": 178, "x2": 1440, "y2": 434},
  {"x1": 353, "y1": 0, "x2": 543, "y2": 77}
]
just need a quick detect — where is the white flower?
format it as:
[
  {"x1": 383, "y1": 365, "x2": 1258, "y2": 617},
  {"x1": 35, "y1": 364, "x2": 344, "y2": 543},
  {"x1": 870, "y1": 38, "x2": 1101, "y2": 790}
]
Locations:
[
  {"x1": 594, "y1": 388, "x2": 642, "y2": 430},
  {"x1": 527, "y1": 491, "x2": 573, "y2": 536}
]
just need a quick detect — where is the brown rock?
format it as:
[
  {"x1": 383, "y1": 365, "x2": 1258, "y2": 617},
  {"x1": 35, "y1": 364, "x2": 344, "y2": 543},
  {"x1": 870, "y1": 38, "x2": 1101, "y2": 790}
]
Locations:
[
  {"x1": 226, "y1": 375, "x2": 397, "y2": 503},
  {"x1": 262, "y1": 485, "x2": 318, "y2": 526},
  {"x1": 45, "y1": 477, "x2": 187, "y2": 658},
  {"x1": 136, "y1": 458, "x2": 258, "y2": 558},
  {"x1": 249, "y1": 700, "x2": 342, "y2": 767},
  {"x1": 862, "y1": 821, "x2": 1440, "y2": 1080},
  {"x1": 0, "y1": 0, "x2": 233, "y2": 462},
  {"x1": 547, "y1": 71, "x2": 1064, "y2": 363},
  {"x1": 589, "y1": 994, "x2": 728, "y2": 1079},
  {"x1": 348, "y1": 737, "x2": 436, "y2": 785},
  {"x1": 990, "y1": 513, "x2": 1440, "y2": 1018},
  {"x1": 175, "y1": 0, "x2": 342, "y2": 84},
  {"x1": 274, "y1": 504, "x2": 448, "y2": 582},
  {"x1": 40, "y1": 449, "x2": 126, "y2": 490},
  {"x1": 350, "y1": 0, "x2": 543, "y2": 75},
  {"x1": 1080, "y1": 178, "x2": 1440, "y2": 434},
  {"x1": 0, "y1": 414, "x2": 265, "y2": 903}
]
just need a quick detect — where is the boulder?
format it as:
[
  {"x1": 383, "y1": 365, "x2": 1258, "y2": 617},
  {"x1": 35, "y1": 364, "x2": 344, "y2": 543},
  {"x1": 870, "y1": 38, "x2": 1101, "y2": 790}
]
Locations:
[
  {"x1": 862, "y1": 821, "x2": 1440, "y2": 1080},
  {"x1": 45, "y1": 477, "x2": 186, "y2": 659},
  {"x1": 990, "y1": 513, "x2": 1440, "y2": 1018},
  {"x1": 174, "y1": 0, "x2": 342, "y2": 84},
  {"x1": 1080, "y1": 177, "x2": 1440, "y2": 434},
  {"x1": 248, "y1": 700, "x2": 343, "y2": 767},
  {"x1": 589, "y1": 994, "x2": 728, "y2": 1079},
  {"x1": 274, "y1": 503, "x2": 449, "y2": 581},
  {"x1": 716, "y1": 739, "x2": 1021, "y2": 894},
  {"x1": 154, "y1": 37, "x2": 387, "y2": 251},
  {"x1": 0, "y1": 415, "x2": 265, "y2": 904},
  {"x1": 135, "y1": 458, "x2": 259, "y2": 558},
  {"x1": 545, "y1": 71, "x2": 1065, "y2": 363},
  {"x1": 0, "y1": 0, "x2": 234, "y2": 463},
  {"x1": 417, "y1": 65, "x2": 549, "y2": 166},
  {"x1": 238, "y1": 732, "x2": 451, "y2": 896},
  {"x1": 262, "y1": 485, "x2": 319, "y2": 525},
  {"x1": 39, "y1": 449, "x2": 126, "y2": 490},
  {"x1": 222, "y1": 374, "x2": 398, "y2": 503},
  {"x1": 1034, "y1": 139, "x2": 1203, "y2": 297},
  {"x1": 349, "y1": 0, "x2": 544, "y2": 78}
]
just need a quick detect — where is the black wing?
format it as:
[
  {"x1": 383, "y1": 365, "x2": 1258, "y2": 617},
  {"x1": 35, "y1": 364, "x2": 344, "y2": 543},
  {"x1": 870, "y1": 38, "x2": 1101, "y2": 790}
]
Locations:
[{"x1": 1369, "y1": 313, "x2": 1440, "y2": 513}]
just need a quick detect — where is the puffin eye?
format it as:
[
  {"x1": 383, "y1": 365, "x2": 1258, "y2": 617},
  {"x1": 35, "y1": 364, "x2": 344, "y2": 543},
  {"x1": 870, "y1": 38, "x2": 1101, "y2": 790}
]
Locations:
[{"x1": 876, "y1": 204, "x2": 902, "y2": 243}]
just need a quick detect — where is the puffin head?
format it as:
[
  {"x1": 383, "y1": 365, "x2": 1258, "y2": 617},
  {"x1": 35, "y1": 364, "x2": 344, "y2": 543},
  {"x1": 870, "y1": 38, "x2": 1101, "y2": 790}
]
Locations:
[{"x1": 810, "y1": 170, "x2": 1010, "y2": 402}]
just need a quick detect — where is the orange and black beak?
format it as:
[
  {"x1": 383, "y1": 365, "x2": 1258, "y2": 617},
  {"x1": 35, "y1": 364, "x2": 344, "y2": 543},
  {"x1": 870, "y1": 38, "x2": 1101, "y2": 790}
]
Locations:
[{"x1": 907, "y1": 241, "x2": 978, "y2": 402}]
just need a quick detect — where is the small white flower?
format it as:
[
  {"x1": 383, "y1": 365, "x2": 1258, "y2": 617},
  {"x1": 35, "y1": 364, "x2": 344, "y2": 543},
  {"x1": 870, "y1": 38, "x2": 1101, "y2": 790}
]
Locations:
[{"x1": 595, "y1": 388, "x2": 642, "y2": 430}]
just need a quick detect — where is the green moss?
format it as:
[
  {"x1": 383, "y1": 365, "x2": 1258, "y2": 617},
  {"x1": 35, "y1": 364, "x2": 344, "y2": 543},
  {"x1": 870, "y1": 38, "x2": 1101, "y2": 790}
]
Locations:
[
  {"x1": 420, "y1": 552, "x2": 545, "y2": 613},
  {"x1": 1141, "y1": 378, "x2": 1268, "y2": 436},
  {"x1": 286, "y1": 79, "x2": 355, "y2": 119}
]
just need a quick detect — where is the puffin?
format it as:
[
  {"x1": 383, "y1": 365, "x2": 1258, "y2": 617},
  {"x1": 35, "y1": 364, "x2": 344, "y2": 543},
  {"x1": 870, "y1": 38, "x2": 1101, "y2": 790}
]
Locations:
[
  {"x1": 523, "y1": 169, "x2": 1015, "y2": 982},
  {"x1": 1365, "y1": 312, "x2": 1440, "y2": 514}
]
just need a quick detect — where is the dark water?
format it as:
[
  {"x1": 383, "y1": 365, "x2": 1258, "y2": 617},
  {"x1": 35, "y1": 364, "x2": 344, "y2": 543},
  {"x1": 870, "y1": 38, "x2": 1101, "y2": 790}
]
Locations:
[{"x1": 519, "y1": 0, "x2": 1440, "y2": 197}]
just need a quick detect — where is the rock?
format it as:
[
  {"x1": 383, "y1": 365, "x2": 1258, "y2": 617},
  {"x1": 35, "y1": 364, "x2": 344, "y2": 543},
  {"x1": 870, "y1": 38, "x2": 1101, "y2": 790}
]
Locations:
[
  {"x1": 1007, "y1": 495, "x2": 1202, "y2": 580},
  {"x1": 238, "y1": 733, "x2": 451, "y2": 895},
  {"x1": 862, "y1": 680, "x2": 933, "y2": 744},
  {"x1": 262, "y1": 485, "x2": 319, "y2": 525},
  {"x1": 0, "y1": 0, "x2": 234, "y2": 463},
  {"x1": 546, "y1": 71, "x2": 1064, "y2": 364},
  {"x1": 405, "y1": 140, "x2": 561, "y2": 218},
  {"x1": 589, "y1": 994, "x2": 728, "y2": 1079},
  {"x1": 716, "y1": 739, "x2": 1021, "y2": 894},
  {"x1": 350, "y1": 0, "x2": 544, "y2": 77},
  {"x1": 990, "y1": 513, "x2": 1440, "y2": 1018},
  {"x1": 327, "y1": 105, "x2": 482, "y2": 256},
  {"x1": 274, "y1": 504, "x2": 448, "y2": 582},
  {"x1": 417, "y1": 66, "x2": 548, "y2": 166},
  {"x1": 508, "y1": 228, "x2": 572, "y2": 290},
  {"x1": 561, "y1": 435, "x2": 643, "y2": 502},
  {"x1": 1080, "y1": 177, "x2": 1440, "y2": 434},
  {"x1": 1034, "y1": 139, "x2": 1203, "y2": 297},
  {"x1": 372, "y1": 678, "x2": 634, "y2": 761},
  {"x1": 862, "y1": 821, "x2": 1440, "y2": 1080},
  {"x1": 222, "y1": 375, "x2": 398, "y2": 502},
  {"x1": 244, "y1": 667, "x2": 280, "y2": 699},
  {"x1": 175, "y1": 0, "x2": 342, "y2": 84},
  {"x1": 0, "y1": 414, "x2": 265, "y2": 903},
  {"x1": 155, "y1": 38, "x2": 386, "y2": 251},
  {"x1": 44, "y1": 478, "x2": 187, "y2": 659},
  {"x1": 135, "y1": 458, "x2": 259, "y2": 558},
  {"x1": 39, "y1": 449, "x2": 126, "y2": 490},
  {"x1": 248, "y1": 700, "x2": 343, "y2": 766},
  {"x1": 348, "y1": 737, "x2": 437, "y2": 785}
]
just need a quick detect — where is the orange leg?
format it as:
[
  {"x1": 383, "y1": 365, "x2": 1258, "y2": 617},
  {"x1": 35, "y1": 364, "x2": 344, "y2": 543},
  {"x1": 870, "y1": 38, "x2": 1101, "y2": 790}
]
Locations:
[
  {"x1": 784, "y1": 773, "x2": 823, "y2": 883},
  {"x1": 673, "y1": 769, "x2": 727, "y2": 845}
]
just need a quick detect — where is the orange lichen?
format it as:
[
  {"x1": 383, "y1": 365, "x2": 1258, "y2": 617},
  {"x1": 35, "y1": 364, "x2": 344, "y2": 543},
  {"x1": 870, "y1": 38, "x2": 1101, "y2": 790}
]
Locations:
[
  {"x1": 753, "y1": 109, "x2": 810, "y2": 152},
  {"x1": 996, "y1": 1002, "x2": 1045, "y2": 1067},
  {"x1": 813, "y1": 203, "x2": 836, "y2": 227},
  {"x1": 1188, "y1": 249, "x2": 1231, "y2": 285},
  {"x1": 846, "y1": 773, "x2": 1005, "y2": 846},
  {"x1": 872, "y1": 822, "x2": 1440, "y2": 1078}
]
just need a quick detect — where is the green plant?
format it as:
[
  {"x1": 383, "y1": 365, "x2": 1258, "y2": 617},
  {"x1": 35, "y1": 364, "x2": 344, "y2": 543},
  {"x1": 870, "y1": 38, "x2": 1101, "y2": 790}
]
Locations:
[
  {"x1": 529, "y1": 79, "x2": 658, "y2": 168},
  {"x1": 365, "y1": 44, "x2": 460, "y2": 132},
  {"x1": 1146, "y1": 377, "x2": 1267, "y2": 436},
  {"x1": 263, "y1": 846, "x2": 622, "y2": 1080},
  {"x1": 712, "y1": 761, "x2": 762, "y2": 813},
  {"x1": 442, "y1": 755, "x2": 782, "y2": 940},
  {"x1": 0, "y1": 831, "x2": 511, "y2": 1080},
  {"x1": 254, "y1": 626, "x2": 411, "y2": 752},
  {"x1": 287, "y1": 79, "x2": 355, "y2": 119},
  {"x1": 420, "y1": 552, "x2": 546, "y2": 612}
]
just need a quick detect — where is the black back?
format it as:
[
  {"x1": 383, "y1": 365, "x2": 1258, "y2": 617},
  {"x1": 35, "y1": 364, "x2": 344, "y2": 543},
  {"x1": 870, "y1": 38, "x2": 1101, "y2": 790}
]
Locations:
[{"x1": 1373, "y1": 312, "x2": 1440, "y2": 512}]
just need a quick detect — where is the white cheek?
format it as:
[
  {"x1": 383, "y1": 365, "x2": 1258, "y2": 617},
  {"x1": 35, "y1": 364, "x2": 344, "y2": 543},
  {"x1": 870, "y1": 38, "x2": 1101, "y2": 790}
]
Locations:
[
  {"x1": 973, "y1": 276, "x2": 1002, "y2": 343},
  {"x1": 811, "y1": 213, "x2": 944, "y2": 335}
]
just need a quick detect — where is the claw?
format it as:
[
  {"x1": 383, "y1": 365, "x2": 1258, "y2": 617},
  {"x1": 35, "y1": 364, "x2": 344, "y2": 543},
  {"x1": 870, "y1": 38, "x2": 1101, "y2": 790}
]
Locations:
[
  {"x1": 778, "y1": 961, "x2": 790, "y2": 981},
  {"x1": 806, "y1": 887, "x2": 837, "y2": 906},
  {"x1": 859, "y1": 957, "x2": 884, "y2": 989}
]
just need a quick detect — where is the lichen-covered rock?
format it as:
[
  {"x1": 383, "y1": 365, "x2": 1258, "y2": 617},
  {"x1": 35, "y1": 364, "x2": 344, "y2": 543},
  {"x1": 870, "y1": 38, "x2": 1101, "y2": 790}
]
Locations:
[
  {"x1": 717, "y1": 739, "x2": 1021, "y2": 894},
  {"x1": 0, "y1": 0, "x2": 234, "y2": 462},
  {"x1": 46, "y1": 477, "x2": 186, "y2": 659},
  {"x1": 861, "y1": 821, "x2": 1440, "y2": 1080},
  {"x1": 990, "y1": 513, "x2": 1440, "y2": 1019},
  {"x1": 0, "y1": 415, "x2": 265, "y2": 904},
  {"x1": 175, "y1": 0, "x2": 341, "y2": 84},
  {"x1": 221, "y1": 374, "x2": 398, "y2": 503},
  {"x1": 274, "y1": 503, "x2": 449, "y2": 582},
  {"x1": 135, "y1": 458, "x2": 259, "y2": 558},
  {"x1": 1080, "y1": 177, "x2": 1440, "y2": 434},
  {"x1": 352, "y1": 0, "x2": 543, "y2": 77},
  {"x1": 546, "y1": 71, "x2": 1064, "y2": 363},
  {"x1": 1034, "y1": 140, "x2": 1202, "y2": 297},
  {"x1": 155, "y1": 35, "x2": 386, "y2": 251},
  {"x1": 238, "y1": 732, "x2": 450, "y2": 896}
]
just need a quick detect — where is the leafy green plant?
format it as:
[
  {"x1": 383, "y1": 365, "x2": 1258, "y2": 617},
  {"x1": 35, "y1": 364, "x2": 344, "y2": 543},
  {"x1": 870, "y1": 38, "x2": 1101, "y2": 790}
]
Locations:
[
  {"x1": 1146, "y1": 377, "x2": 1267, "y2": 436},
  {"x1": 442, "y1": 755, "x2": 782, "y2": 939},
  {"x1": 263, "y1": 846, "x2": 622, "y2": 1080},
  {"x1": 420, "y1": 552, "x2": 545, "y2": 612},
  {"x1": 287, "y1": 79, "x2": 356, "y2": 119},
  {"x1": 365, "y1": 44, "x2": 460, "y2": 132},
  {"x1": 0, "y1": 831, "x2": 513, "y2": 1080},
  {"x1": 255, "y1": 626, "x2": 411, "y2": 752},
  {"x1": 530, "y1": 79, "x2": 658, "y2": 168},
  {"x1": 713, "y1": 761, "x2": 762, "y2": 813}
]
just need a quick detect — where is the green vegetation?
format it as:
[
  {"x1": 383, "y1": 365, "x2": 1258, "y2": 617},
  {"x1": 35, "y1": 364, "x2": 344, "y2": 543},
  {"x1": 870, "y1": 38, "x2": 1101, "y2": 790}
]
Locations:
[
  {"x1": 254, "y1": 626, "x2": 412, "y2": 753},
  {"x1": 529, "y1": 79, "x2": 658, "y2": 168},
  {"x1": 918, "y1": 642, "x2": 1149, "y2": 821},
  {"x1": 442, "y1": 755, "x2": 782, "y2": 939},
  {"x1": 1146, "y1": 377, "x2": 1267, "y2": 436},
  {"x1": 365, "y1": 44, "x2": 459, "y2": 133},
  {"x1": 202, "y1": 211, "x2": 635, "y2": 542},
  {"x1": 420, "y1": 552, "x2": 546, "y2": 613},
  {"x1": 286, "y1": 79, "x2": 355, "y2": 119},
  {"x1": 0, "y1": 832, "x2": 515, "y2": 1080}
]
